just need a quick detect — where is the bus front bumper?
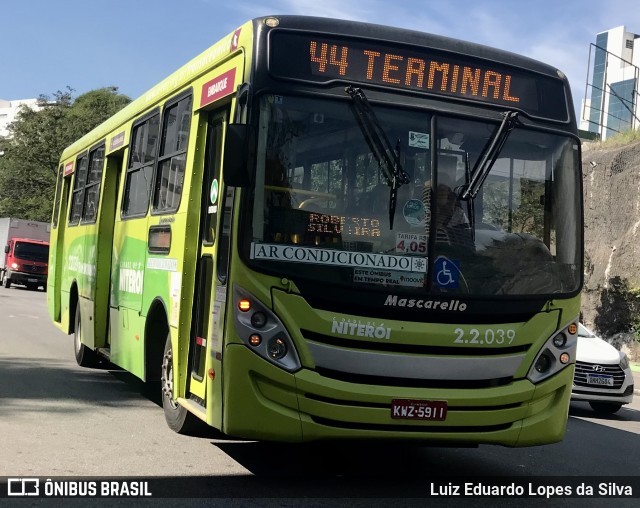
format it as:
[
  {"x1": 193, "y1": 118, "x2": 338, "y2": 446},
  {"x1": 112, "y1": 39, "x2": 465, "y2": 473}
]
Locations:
[{"x1": 221, "y1": 345, "x2": 573, "y2": 447}]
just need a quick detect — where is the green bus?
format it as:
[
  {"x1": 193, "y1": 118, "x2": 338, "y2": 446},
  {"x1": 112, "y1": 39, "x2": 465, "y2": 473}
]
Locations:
[{"x1": 48, "y1": 15, "x2": 583, "y2": 446}]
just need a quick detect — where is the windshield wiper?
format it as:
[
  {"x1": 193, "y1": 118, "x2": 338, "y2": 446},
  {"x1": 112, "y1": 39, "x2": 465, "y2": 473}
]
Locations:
[
  {"x1": 459, "y1": 111, "x2": 519, "y2": 201},
  {"x1": 345, "y1": 86, "x2": 410, "y2": 229},
  {"x1": 462, "y1": 151, "x2": 475, "y2": 239}
]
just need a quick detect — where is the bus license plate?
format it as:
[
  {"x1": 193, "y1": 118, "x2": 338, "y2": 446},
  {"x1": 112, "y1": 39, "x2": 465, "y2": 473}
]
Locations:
[
  {"x1": 390, "y1": 399, "x2": 447, "y2": 420},
  {"x1": 587, "y1": 374, "x2": 614, "y2": 386},
  {"x1": 28, "y1": 278, "x2": 38, "y2": 283}
]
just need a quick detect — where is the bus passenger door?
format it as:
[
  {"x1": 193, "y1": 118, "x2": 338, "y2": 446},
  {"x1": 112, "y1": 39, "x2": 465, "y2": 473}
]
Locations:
[
  {"x1": 187, "y1": 109, "x2": 228, "y2": 412},
  {"x1": 93, "y1": 151, "x2": 123, "y2": 348},
  {"x1": 49, "y1": 167, "x2": 71, "y2": 323}
]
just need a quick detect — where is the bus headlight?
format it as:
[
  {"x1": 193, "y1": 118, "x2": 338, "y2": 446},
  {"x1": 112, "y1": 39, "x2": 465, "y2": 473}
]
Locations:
[
  {"x1": 552, "y1": 332, "x2": 567, "y2": 348},
  {"x1": 527, "y1": 319, "x2": 578, "y2": 384},
  {"x1": 233, "y1": 286, "x2": 301, "y2": 372},
  {"x1": 251, "y1": 311, "x2": 267, "y2": 329},
  {"x1": 267, "y1": 337, "x2": 288, "y2": 359}
]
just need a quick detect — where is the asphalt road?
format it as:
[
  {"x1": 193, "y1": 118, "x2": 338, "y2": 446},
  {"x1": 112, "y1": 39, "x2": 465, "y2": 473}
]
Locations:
[{"x1": 1, "y1": 285, "x2": 639, "y2": 506}]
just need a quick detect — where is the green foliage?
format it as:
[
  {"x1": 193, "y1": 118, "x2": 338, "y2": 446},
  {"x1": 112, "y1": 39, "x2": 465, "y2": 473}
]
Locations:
[
  {"x1": 594, "y1": 128, "x2": 640, "y2": 148},
  {"x1": 64, "y1": 87, "x2": 131, "y2": 141},
  {"x1": 0, "y1": 87, "x2": 130, "y2": 221}
]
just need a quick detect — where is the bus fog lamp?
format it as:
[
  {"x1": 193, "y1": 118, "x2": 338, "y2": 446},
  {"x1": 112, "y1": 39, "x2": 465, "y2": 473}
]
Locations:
[
  {"x1": 535, "y1": 353, "x2": 552, "y2": 373},
  {"x1": 267, "y1": 337, "x2": 287, "y2": 359},
  {"x1": 553, "y1": 333, "x2": 567, "y2": 348},
  {"x1": 249, "y1": 334, "x2": 262, "y2": 347},
  {"x1": 251, "y1": 311, "x2": 267, "y2": 328},
  {"x1": 559, "y1": 353, "x2": 570, "y2": 364}
]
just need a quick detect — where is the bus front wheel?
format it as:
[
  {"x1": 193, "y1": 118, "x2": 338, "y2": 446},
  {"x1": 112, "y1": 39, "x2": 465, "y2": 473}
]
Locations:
[{"x1": 161, "y1": 333, "x2": 200, "y2": 434}]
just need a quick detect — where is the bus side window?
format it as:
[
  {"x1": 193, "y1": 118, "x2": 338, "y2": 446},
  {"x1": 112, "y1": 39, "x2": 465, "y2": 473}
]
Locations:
[
  {"x1": 153, "y1": 94, "x2": 192, "y2": 213},
  {"x1": 52, "y1": 165, "x2": 64, "y2": 228},
  {"x1": 69, "y1": 154, "x2": 89, "y2": 226},
  {"x1": 122, "y1": 112, "x2": 159, "y2": 218},
  {"x1": 216, "y1": 187, "x2": 234, "y2": 283},
  {"x1": 82, "y1": 145, "x2": 105, "y2": 223}
]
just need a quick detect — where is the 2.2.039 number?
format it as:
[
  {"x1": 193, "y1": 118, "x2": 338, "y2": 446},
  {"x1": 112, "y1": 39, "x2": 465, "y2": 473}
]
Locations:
[{"x1": 453, "y1": 327, "x2": 516, "y2": 345}]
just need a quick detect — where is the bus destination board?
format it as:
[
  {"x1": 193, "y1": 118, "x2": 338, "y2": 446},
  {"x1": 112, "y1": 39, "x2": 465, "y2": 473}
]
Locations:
[{"x1": 269, "y1": 31, "x2": 568, "y2": 121}]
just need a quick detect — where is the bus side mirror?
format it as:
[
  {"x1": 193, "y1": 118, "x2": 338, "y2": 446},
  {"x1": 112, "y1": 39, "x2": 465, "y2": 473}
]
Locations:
[
  {"x1": 4, "y1": 245, "x2": 8, "y2": 254},
  {"x1": 224, "y1": 124, "x2": 256, "y2": 188}
]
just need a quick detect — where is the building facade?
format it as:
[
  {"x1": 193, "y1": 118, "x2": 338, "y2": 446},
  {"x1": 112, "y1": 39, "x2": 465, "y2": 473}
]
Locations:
[
  {"x1": 581, "y1": 26, "x2": 640, "y2": 140},
  {"x1": 0, "y1": 98, "x2": 39, "y2": 139}
]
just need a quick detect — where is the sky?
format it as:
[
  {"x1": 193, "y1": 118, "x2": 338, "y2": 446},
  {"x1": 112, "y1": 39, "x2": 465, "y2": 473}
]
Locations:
[{"x1": 3, "y1": 0, "x2": 640, "y2": 121}]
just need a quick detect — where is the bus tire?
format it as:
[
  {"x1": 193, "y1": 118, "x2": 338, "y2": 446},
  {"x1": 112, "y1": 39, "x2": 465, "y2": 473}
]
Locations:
[
  {"x1": 74, "y1": 305, "x2": 97, "y2": 367},
  {"x1": 161, "y1": 333, "x2": 200, "y2": 434},
  {"x1": 4, "y1": 277, "x2": 11, "y2": 289}
]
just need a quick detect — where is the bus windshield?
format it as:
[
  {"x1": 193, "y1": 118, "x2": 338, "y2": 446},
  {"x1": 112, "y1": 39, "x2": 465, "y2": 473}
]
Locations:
[{"x1": 245, "y1": 94, "x2": 581, "y2": 297}]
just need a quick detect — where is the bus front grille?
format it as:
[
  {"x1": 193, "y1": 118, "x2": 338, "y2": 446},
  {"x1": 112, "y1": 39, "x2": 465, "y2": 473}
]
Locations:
[
  {"x1": 301, "y1": 329, "x2": 530, "y2": 356},
  {"x1": 314, "y1": 367, "x2": 513, "y2": 389},
  {"x1": 309, "y1": 415, "x2": 514, "y2": 434},
  {"x1": 301, "y1": 330, "x2": 527, "y2": 384}
]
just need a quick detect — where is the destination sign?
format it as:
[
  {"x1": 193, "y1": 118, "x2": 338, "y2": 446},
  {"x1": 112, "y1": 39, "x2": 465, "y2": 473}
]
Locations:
[{"x1": 269, "y1": 32, "x2": 568, "y2": 121}]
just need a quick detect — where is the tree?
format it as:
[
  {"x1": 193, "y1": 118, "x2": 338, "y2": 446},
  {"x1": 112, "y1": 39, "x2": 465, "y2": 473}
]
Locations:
[
  {"x1": 0, "y1": 87, "x2": 130, "y2": 221},
  {"x1": 64, "y1": 87, "x2": 130, "y2": 141}
]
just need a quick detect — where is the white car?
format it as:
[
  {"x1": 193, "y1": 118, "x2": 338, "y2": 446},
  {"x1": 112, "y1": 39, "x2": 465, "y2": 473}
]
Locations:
[{"x1": 571, "y1": 323, "x2": 634, "y2": 414}]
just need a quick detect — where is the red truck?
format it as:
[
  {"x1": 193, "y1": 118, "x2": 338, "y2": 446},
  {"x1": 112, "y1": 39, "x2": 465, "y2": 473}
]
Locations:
[{"x1": 0, "y1": 218, "x2": 50, "y2": 290}]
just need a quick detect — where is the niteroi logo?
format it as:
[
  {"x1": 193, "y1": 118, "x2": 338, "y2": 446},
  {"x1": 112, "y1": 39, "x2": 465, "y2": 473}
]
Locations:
[
  {"x1": 384, "y1": 294, "x2": 468, "y2": 312},
  {"x1": 332, "y1": 318, "x2": 392, "y2": 340}
]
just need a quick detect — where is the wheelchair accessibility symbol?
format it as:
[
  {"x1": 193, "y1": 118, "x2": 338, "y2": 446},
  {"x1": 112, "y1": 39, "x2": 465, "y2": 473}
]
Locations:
[{"x1": 434, "y1": 257, "x2": 459, "y2": 288}]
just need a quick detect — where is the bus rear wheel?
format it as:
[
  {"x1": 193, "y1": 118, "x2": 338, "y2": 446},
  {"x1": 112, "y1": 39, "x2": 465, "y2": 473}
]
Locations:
[
  {"x1": 74, "y1": 306, "x2": 97, "y2": 367},
  {"x1": 161, "y1": 333, "x2": 201, "y2": 434}
]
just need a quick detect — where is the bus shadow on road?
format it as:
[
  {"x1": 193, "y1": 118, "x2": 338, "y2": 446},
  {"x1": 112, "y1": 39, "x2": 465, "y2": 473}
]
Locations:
[
  {"x1": 212, "y1": 440, "x2": 518, "y2": 479},
  {"x1": 108, "y1": 369, "x2": 163, "y2": 408},
  {"x1": 208, "y1": 408, "x2": 640, "y2": 487},
  {"x1": 0, "y1": 356, "x2": 159, "y2": 413}
]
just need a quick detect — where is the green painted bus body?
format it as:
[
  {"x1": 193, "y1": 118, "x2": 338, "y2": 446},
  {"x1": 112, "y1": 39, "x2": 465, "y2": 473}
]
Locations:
[{"x1": 47, "y1": 16, "x2": 582, "y2": 446}]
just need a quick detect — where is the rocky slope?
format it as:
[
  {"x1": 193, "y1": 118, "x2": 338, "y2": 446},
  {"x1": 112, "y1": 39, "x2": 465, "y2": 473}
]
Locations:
[{"x1": 581, "y1": 140, "x2": 640, "y2": 359}]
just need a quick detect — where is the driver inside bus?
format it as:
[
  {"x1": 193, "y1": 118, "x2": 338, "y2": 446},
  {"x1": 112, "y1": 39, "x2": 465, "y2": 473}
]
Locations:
[
  {"x1": 435, "y1": 178, "x2": 468, "y2": 229},
  {"x1": 424, "y1": 160, "x2": 473, "y2": 247}
]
